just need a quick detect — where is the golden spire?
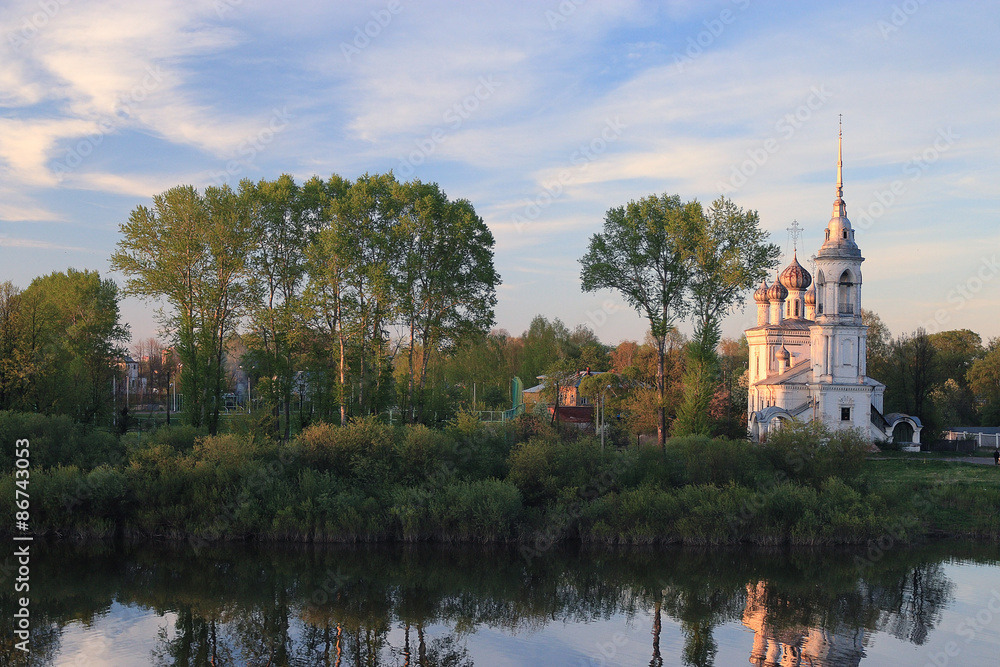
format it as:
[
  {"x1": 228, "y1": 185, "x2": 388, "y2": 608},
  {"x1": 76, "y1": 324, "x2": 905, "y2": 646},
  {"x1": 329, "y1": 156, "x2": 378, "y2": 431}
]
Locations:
[
  {"x1": 837, "y1": 114, "x2": 843, "y2": 199},
  {"x1": 831, "y1": 115, "x2": 847, "y2": 219}
]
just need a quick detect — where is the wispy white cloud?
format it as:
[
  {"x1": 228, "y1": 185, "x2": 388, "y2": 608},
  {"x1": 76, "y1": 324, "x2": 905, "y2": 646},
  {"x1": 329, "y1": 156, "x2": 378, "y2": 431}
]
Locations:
[{"x1": 0, "y1": 235, "x2": 92, "y2": 252}]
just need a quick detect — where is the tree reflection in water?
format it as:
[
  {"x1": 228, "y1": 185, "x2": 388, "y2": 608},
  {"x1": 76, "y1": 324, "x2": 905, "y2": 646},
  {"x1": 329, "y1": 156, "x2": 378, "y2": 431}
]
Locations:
[{"x1": 0, "y1": 541, "x2": 991, "y2": 666}]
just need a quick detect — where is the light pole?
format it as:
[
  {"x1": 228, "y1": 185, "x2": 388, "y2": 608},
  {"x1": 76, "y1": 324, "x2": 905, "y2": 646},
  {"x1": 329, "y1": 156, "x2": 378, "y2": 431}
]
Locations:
[
  {"x1": 240, "y1": 365, "x2": 251, "y2": 414},
  {"x1": 165, "y1": 368, "x2": 171, "y2": 426},
  {"x1": 600, "y1": 384, "x2": 612, "y2": 450}
]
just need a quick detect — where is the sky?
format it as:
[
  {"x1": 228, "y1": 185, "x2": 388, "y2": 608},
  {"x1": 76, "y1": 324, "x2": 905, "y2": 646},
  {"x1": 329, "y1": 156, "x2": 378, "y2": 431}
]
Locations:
[{"x1": 2, "y1": 0, "x2": 999, "y2": 348}]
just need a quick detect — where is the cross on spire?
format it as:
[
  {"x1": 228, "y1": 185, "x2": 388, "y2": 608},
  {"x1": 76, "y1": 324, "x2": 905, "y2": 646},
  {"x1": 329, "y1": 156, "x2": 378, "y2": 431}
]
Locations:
[{"x1": 787, "y1": 220, "x2": 803, "y2": 252}]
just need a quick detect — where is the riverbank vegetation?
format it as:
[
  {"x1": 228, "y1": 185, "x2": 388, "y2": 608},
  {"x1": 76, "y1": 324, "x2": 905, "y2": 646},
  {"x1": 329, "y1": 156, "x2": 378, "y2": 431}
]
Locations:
[{"x1": 3, "y1": 411, "x2": 997, "y2": 545}]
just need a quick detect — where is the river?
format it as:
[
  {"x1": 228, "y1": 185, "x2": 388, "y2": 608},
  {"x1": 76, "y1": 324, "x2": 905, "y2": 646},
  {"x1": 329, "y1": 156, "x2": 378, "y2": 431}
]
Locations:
[{"x1": 2, "y1": 540, "x2": 998, "y2": 666}]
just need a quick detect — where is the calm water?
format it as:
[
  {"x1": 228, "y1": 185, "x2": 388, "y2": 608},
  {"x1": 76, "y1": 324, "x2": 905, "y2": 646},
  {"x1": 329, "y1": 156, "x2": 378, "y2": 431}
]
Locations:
[{"x1": 2, "y1": 540, "x2": 999, "y2": 666}]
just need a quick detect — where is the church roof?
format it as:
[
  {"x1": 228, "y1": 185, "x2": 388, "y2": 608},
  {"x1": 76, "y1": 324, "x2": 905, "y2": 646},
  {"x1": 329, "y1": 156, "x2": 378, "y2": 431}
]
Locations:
[
  {"x1": 754, "y1": 357, "x2": 812, "y2": 385},
  {"x1": 745, "y1": 318, "x2": 814, "y2": 333}
]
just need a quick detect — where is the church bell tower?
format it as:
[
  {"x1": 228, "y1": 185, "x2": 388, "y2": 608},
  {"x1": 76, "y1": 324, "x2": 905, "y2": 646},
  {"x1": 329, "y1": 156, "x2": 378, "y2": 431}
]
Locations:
[{"x1": 809, "y1": 119, "x2": 872, "y2": 426}]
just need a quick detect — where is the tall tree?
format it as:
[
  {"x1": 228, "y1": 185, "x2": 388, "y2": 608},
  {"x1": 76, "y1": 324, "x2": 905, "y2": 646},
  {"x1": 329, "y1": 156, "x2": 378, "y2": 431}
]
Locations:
[
  {"x1": 927, "y1": 329, "x2": 983, "y2": 426},
  {"x1": 885, "y1": 328, "x2": 940, "y2": 427},
  {"x1": 303, "y1": 174, "x2": 352, "y2": 423},
  {"x1": 111, "y1": 184, "x2": 255, "y2": 434},
  {"x1": 969, "y1": 338, "x2": 1000, "y2": 426},
  {"x1": 862, "y1": 309, "x2": 892, "y2": 384},
  {"x1": 580, "y1": 193, "x2": 698, "y2": 446},
  {"x1": 519, "y1": 316, "x2": 573, "y2": 384},
  {"x1": 244, "y1": 175, "x2": 315, "y2": 438},
  {"x1": 309, "y1": 173, "x2": 403, "y2": 417},
  {"x1": 397, "y1": 181, "x2": 499, "y2": 422},
  {"x1": 0, "y1": 282, "x2": 27, "y2": 410},
  {"x1": 21, "y1": 269, "x2": 129, "y2": 424},
  {"x1": 674, "y1": 197, "x2": 779, "y2": 436}
]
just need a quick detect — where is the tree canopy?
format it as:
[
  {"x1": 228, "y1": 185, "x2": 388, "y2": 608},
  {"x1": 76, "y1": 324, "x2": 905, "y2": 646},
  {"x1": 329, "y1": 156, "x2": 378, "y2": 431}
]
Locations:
[{"x1": 581, "y1": 193, "x2": 778, "y2": 444}]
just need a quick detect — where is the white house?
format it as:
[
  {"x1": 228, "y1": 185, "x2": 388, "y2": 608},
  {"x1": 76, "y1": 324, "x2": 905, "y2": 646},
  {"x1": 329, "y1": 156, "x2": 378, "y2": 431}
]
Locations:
[{"x1": 746, "y1": 130, "x2": 922, "y2": 447}]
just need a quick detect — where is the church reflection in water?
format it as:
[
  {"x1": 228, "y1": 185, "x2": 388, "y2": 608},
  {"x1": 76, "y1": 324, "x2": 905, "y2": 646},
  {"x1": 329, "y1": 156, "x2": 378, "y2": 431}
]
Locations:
[{"x1": 742, "y1": 581, "x2": 865, "y2": 667}]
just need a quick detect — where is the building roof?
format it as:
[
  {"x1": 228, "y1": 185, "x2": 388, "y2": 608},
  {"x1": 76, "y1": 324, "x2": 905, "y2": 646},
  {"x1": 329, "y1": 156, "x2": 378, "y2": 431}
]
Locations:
[
  {"x1": 745, "y1": 318, "x2": 815, "y2": 333},
  {"x1": 885, "y1": 413, "x2": 923, "y2": 428},
  {"x1": 753, "y1": 358, "x2": 812, "y2": 385}
]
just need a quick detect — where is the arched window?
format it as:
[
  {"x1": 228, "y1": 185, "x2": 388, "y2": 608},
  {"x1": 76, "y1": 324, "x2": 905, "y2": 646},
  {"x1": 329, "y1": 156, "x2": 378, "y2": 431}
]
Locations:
[
  {"x1": 815, "y1": 270, "x2": 826, "y2": 315},
  {"x1": 838, "y1": 270, "x2": 853, "y2": 314}
]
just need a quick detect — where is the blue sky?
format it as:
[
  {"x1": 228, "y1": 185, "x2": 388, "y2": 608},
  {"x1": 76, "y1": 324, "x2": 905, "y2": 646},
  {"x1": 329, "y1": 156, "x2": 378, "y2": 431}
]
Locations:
[{"x1": 2, "y1": 0, "x2": 998, "y2": 347}]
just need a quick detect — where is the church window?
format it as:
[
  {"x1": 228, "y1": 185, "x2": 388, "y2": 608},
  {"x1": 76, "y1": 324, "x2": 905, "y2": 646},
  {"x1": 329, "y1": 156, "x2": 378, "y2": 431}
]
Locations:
[
  {"x1": 794, "y1": 300, "x2": 799, "y2": 317},
  {"x1": 825, "y1": 229, "x2": 830, "y2": 240},
  {"x1": 838, "y1": 271, "x2": 854, "y2": 314},
  {"x1": 843, "y1": 230, "x2": 848, "y2": 239},
  {"x1": 841, "y1": 407, "x2": 851, "y2": 421}
]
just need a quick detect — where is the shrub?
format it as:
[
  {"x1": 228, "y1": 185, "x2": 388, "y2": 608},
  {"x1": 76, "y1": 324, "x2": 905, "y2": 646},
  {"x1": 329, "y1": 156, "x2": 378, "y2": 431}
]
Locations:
[
  {"x1": 432, "y1": 479, "x2": 522, "y2": 541},
  {"x1": 507, "y1": 437, "x2": 617, "y2": 506},
  {"x1": 759, "y1": 421, "x2": 870, "y2": 487},
  {"x1": 617, "y1": 444, "x2": 687, "y2": 490},
  {"x1": 294, "y1": 418, "x2": 399, "y2": 485},
  {"x1": 0, "y1": 412, "x2": 67, "y2": 469},
  {"x1": 666, "y1": 435, "x2": 769, "y2": 487}
]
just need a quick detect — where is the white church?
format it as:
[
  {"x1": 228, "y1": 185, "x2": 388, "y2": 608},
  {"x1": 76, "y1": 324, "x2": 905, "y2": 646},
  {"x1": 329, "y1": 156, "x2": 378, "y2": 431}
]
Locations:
[{"x1": 746, "y1": 131, "x2": 922, "y2": 447}]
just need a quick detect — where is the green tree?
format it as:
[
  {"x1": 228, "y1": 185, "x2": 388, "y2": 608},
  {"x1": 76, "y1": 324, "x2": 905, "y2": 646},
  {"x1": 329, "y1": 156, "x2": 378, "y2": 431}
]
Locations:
[
  {"x1": 0, "y1": 282, "x2": 28, "y2": 410},
  {"x1": 969, "y1": 338, "x2": 1000, "y2": 426},
  {"x1": 580, "y1": 194, "x2": 697, "y2": 446},
  {"x1": 674, "y1": 198, "x2": 779, "y2": 436},
  {"x1": 398, "y1": 180, "x2": 499, "y2": 422},
  {"x1": 326, "y1": 173, "x2": 404, "y2": 416},
  {"x1": 303, "y1": 175, "x2": 353, "y2": 423},
  {"x1": 518, "y1": 315, "x2": 573, "y2": 384},
  {"x1": 862, "y1": 309, "x2": 892, "y2": 384},
  {"x1": 111, "y1": 184, "x2": 255, "y2": 434},
  {"x1": 884, "y1": 328, "x2": 940, "y2": 432},
  {"x1": 20, "y1": 269, "x2": 129, "y2": 424},
  {"x1": 927, "y1": 329, "x2": 983, "y2": 425},
  {"x1": 244, "y1": 175, "x2": 314, "y2": 438}
]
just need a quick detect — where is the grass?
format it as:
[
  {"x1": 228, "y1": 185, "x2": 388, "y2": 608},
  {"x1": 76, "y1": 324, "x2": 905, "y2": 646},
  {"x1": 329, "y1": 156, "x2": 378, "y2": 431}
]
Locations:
[
  {"x1": 866, "y1": 458, "x2": 1000, "y2": 485},
  {"x1": 874, "y1": 450, "x2": 998, "y2": 459},
  {"x1": 864, "y1": 459, "x2": 1000, "y2": 540}
]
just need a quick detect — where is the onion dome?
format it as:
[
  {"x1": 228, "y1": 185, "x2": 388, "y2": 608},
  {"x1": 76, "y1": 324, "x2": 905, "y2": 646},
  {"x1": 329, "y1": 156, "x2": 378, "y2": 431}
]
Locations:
[
  {"x1": 777, "y1": 346, "x2": 790, "y2": 363},
  {"x1": 754, "y1": 279, "x2": 770, "y2": 303},
  {"x1": 779, "y1": 251, "x2": 812, "y2": 290},
  {"x1": 766, "y1": 277, "x2": 788, "y2": 302},
  {"x1": 804, "y1": 286, "x2": 816, "y2": 305}
]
